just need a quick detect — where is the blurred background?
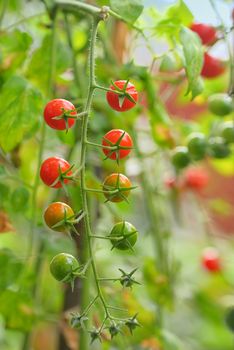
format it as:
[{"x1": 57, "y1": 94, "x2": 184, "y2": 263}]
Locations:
[{"x1": 0, "y1": 0, "x2": 234, "y2": 349}]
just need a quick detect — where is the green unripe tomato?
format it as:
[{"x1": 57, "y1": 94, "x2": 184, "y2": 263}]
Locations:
[
  {"x1": 171, "y1": 146, "x2": 190, "y2": 169},
  {"x1": 220, "y1": 121, "x2": 234, "y2": 143},
  {"x1": 109, "y1": 221, "x2": 138, "y2": 251},
  {"x1": 187, "y1": 132, "x2": 207, "y2": 160},
  {"x1": 208, "y1": 137, "x2": 231, "y2": 159},
  {"x1": 208, "y1": 93, "x2": 233, "y2": 116},
  {"x1": 50, "y1": 253, "x2": 79, "y2": 282}
]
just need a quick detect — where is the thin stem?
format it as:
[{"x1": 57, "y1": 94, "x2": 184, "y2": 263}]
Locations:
[
  {"x1": 56, "y1": 0, "x2": 102, "y2": 17},
  {"x1": 86, "y1": 140, "x2": 116, "y2": 150},
  {"x1": 209, "y1": 0, "x2": 234, "y2": 95},
  {"x1": 79, "y1": 17, "x2": 111, "y2": 349}
]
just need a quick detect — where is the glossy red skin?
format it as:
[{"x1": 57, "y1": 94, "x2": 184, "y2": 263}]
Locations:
[
  {"x1": 103, "y1": 173, "x2": 132, "y2": 202},
  {"x1": 102, "y1": 129, "x2": 133, "y2": 160},
  {"x1": 106, "y1": 80, "x2": 138, "y2": 112},
  {"x1": 202, "y1": 248, "x2": 221, "y2": 272},
  {"x1": 44, "y1": 99, "x2": 76, "y2": 130},
  {"x1": 44, "y1": 202, "x2": 74, "y2": 232},
  {"x1": 40, "y1": 157, "x2": 72, "y2": 188},
  {"x1": 190, "y1": 23, "x2": 217, "y2": 45},
  {"x1": 184, "y1": 168, "x2": 209, "y2": 191},
  {"x1": 201, "y1": 53, "x2": 226, "y2": 78}
]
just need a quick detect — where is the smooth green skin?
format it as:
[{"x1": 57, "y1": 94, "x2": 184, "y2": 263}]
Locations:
[
  {"x1": 187, "y1": 132, "x2": 207, "y2": 160},
  {"x1": 50, "y1": 253, "x2": 79, "y2": 282},
  {"x1": 110, "y1": 221, "x2": 138, "y2": 250},
  {"x1": 221, "y1": 121, "x2": 234, "y2": 143},
  {"x1": 208, "y1": 137, "x2": 231, "y2": 159},
  {"x1": 208, "y1": 93, "x2": 233, "y2": 116},
  {"x1": 171, "y1": 146, "x2": 190, "y2": 169}
]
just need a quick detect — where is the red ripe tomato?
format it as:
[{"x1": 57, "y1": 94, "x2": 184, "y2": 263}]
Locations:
[
  {"x1": 201, "y1": 53, "x2": 226, "y2": 78},
  {"x1": 102, "y1": 129, "x2": 133, "y2": 160},
  {"x1": 44, "y1": 99, "x2": 76, "y2": 130},
  {"x1": 190, "y1": 23, "x2": 217, "y2": 45},
  {"x1": 202, "y1": 247, "x2": 221, "y2": 273},
  {"x1": 106, "y1": 80, "x2": 138, "y2": 112},
  {"x1": 184, "y1": 167, "x2": 209, "y2": 191},
  {"x1": 103, "y1": 173, "x2": 132, "y2": 202},
  {"x1": 40, "y1": 157, "x2": 72, "y2": 188}
]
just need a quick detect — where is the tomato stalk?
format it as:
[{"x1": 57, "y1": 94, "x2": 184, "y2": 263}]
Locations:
[{"x1": 209, "y1": 0, "x2": 234, "y2": 96}]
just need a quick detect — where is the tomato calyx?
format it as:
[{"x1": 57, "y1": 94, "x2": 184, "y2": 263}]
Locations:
[
  {"x1": 51, "y1": 209, "x2": 86, "y2": 236},
  {"x1": 103, "y1": 173, "x2": 136, "y2": 203},
  {"x1": 102, "y1": 131, "x2": 133, "y2": 163},
  {"x1": 108, "y1": 322, "x2": 122, "y2": 339},
  {"x1": 89, "y1": 328, "x2": 102, "y2": 344},
  {"x1": 125, "y1": 314, "x2": 141, "y2": 334},
  {"x1": 119, "y1": 268, "x2": 140, "y2": 288},
  {"x1": 110, "y1": 79, "x2": 137, "y2": 107},
  {"x1": 70, "y1": 313, "x2": 89, "y2": 329},
  {"x1": 52, "y1": 108, "x2": 86, "y2": 132},
  {"x1": 50, "y1": 163, "x2": 77, "y2": 188}
]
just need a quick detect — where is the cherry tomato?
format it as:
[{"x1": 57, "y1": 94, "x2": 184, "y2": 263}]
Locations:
[
  {"x1": 171, "y1": 146, "x2": 190, "y2": 169},
  {"x1": 190, "y1": 23, "x2": 217, "y2": 45},
  {"x1": 201, "y1": 53, "x2": 226, "y2": 78},
  {"x1": 103, "y1": 173, "x2": 132, "y2": 202},
  {"x1": 109, "y1": 221, "x2": 138, "y2": 250},
  {"x1": 50, "y1": 253, "x2": 79, "y2": 282},
  {"x1": 187, "y1": 132, "x2": 207, "y2": 160},
  {"x1": 102, "y1": 129, "x2": 133, "y2": 160},
  {"x1": 184, "y1": 167, "x2": 209, "y2": 191},
  {"x1": 106, "y1": 80, "x2": 138, "y2": 112},
  {"x1": 40, "y1": 157, "x2": 72, "y2": 188},
  {"x1": 164, "y1": 176, "x2": 177, "y2": 189},
  {"x1": 44, "y1": 202, "x2": 74, "y2": 232},
  {"x1": 221, "y1": 121, "x2": 234, "y2": 143},
  {"x1": 202, "y1": 247, "x2": 221, "y2": 273},
  {"x1": 208, "y1": 93, "x2": 233, "y2": 116},
  {"x1": 44, "y1": 99, "x2": 76, "y2": 130},
  {"x1": 208, "y1": 137, "x2": 230, "y2": 159}
]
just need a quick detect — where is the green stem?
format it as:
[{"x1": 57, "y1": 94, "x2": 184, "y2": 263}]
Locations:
[
  {"x1": 79, "y1": 17, "x2": 111, "y2": 349},
  {"x1": 3, "y1": 12, "x2": 45, "y2": 31},
  {"x1": 56, "y1": 0, "x2": 102, "y2": 17},
  {"x1": 209, "y1": 0, "x2": 234, "y2": 95}
]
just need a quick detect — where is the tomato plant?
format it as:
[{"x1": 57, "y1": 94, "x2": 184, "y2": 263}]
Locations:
[
  {"x1": 201, "y1": 52, "x2": 226, "y2": 78},
  {"x1": 102, "y1": 129, "x2": 133, "y2": 160},
  {"x1": 109, "y1": 221, "x2": 138, "y2": 250},
  {"x1": 102, "y1": 173, "x2": 132, "y2": 202},
  {"x1": 190, "y1": 23, "x2": 217, "y2": 45},
  {"x1": 50, "y1": 253, "x2": 79, "y2": 282},
  {"x1": 106, "y1": 80, "x2": 138, "y2": 112},
  {"x1": 40, "y1": 157, "x2": 73, "y2": 188},
  {"x1": 202, "y1": 247, "x2": 221, "y2": 273},
  {"x1": 44, "y1": 202, "x2": 75, "y2": 233},
  {"x1": 44, "y1": 99, "x2": 77, "y2": 130},
  {"x1": 208, "y1": 93, "x2": 233, "y2": 116}
]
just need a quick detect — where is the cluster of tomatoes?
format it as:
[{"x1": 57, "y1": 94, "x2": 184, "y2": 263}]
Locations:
[{"x1": 39, "y1": 80, "x2": 139, "y2": 286}]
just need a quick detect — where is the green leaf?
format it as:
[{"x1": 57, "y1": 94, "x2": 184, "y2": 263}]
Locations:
[
  {"x1": 10, "y1": 187, "x2": 30, "y2": 212},
  {"x1": 0, "y1": 30, "x2": 32, "y2": 74},
  {"x1": 27, "y1": 34, "x2": 72, "y2": 91},
  {"x1": 0, "y1": 76, "x2": 43, "y2": 152},
  {"x1": 110, "y1": 0, "x2": 144, "y2": 23},
  {"x1": 180, "y1": 26, "x2": 204, "y2": 99},
  {"x1": 150, "y1": 0, "x2": 193, "y2": 39},
  {"x1": 0, "y1": 249, "x2": 23, "y2": 291}
]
